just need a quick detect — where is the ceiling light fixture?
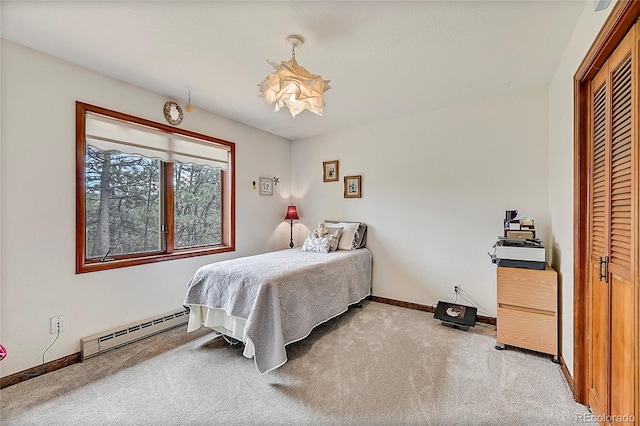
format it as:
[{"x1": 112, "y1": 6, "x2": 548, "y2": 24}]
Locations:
[
  {"x1": 185, "y1": 90, "x2": 194, "y2": 113},
  {"x1": 259, "y1": 35, "x2": 331, "y2": 118}
]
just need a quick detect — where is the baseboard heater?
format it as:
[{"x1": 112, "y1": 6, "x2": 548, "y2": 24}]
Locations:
[{"x1": 81, "y1": 308, "x2": 189, "y2": 361}]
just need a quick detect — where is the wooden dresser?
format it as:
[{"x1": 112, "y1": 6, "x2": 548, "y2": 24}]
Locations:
[{"x1": 496, "y1": 265, "x2": 558, "y2": 362}]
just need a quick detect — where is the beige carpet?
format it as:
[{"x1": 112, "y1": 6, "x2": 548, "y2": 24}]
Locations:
[{"x1": 1, "y1": 301, "x2": 594, "y2": 425}]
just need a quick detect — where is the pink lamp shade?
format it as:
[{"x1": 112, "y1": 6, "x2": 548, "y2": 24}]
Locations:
[{"x1": 284, "y1": 206, "x2": 300, "y2": 221}]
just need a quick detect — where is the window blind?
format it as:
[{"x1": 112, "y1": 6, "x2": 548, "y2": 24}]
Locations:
[{"x1": 85, "y1": 113, "x2": 230, "y2": 169}]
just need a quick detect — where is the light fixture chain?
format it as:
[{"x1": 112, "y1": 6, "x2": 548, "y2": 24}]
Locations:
[{"x1": 292, "y1": 45, "x2": 296, "y2": 59}]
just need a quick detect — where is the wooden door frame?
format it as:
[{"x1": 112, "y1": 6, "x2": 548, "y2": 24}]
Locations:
[{"x1": 574, "y1": 0, "x2": 640, "y2": 405}]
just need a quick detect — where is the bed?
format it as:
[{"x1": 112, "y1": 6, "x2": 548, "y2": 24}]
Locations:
[{"x1": 183, "y1": 222, "x2": 371, "y2": 373}]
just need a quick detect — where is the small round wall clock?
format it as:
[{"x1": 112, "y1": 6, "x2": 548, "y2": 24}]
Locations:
[{"x1": 163, "y1": 101, "x2": 184, "y2": 125}]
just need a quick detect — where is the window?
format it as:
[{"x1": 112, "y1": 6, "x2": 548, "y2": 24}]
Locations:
[{"x1": 76, "y1": 102, "x2": 235, "y2": 273}]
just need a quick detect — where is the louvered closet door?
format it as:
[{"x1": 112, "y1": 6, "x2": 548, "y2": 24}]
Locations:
[
  {"x1": 607, "y1": 27, "x2": 636, "y2": 422},
  {"x1": 589, "y1": 62, "x2": 610, "y2": 422},
  {"x1": 587, "y1": 23, "x2": 637, "y2": 425}
]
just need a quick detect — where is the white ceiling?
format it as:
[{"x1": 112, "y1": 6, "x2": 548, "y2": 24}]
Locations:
[{"x1": 1, "y1": 1, "x2": 588, "y2": 141}]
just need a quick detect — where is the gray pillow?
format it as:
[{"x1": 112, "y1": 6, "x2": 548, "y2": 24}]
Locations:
[{"x1": 325, "y1": 226, "x2": 343, "y2": 251}]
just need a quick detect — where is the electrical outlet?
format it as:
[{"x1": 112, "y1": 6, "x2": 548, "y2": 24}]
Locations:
[
  {"x1": 50, "y1": 315, "x2": 65, "y2": 334},
  {"x1": 454, "y1": 285, "x2": 459, "y2": 293}
]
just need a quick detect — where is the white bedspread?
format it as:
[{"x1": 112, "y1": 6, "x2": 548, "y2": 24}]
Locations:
[{"x1": 183, "y1": 248, "x2": 372, "y2": 373}]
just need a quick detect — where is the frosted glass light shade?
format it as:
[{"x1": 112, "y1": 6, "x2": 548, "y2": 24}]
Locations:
[{"x1": 259, "y1": 58, "x2": 330, "y2": 118}]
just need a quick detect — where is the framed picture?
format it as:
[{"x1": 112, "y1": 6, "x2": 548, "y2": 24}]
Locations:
[
  {"x1": 259, "y1": 177, "x2": 273, "y2": 195},
  {"x1": 344, "y1": 175, "x2": 361, "y2": 198},
  {"x1": 323, "y1": 160, "x2": 339, "y2": 182}
]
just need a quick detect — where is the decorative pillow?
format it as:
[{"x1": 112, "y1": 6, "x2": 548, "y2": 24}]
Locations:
[
  {"x1": 311, "y1": 222, "x2": 331, "y2": 238},
  {"x1": 325, "y1": 220, "x2": 367, "y2": 248},
  {"x1": 301, "y1": 234, "x2": 332, "y2": 253},
  {"x1": 309, "y1": 222, "x2": 343, "y2": 252},
  {"x1": 325, "y1": 222, "x2": 359, "y2": 250}
]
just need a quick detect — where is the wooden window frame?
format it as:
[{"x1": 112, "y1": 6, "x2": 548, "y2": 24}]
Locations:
[
  {"x1": 76, "y1": 102, "x2": 235, "y2": 273},
  {"x1": 574, "y1": 0, "x2": 640, "y2": 404}
]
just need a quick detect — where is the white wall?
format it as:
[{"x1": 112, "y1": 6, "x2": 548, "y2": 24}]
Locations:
[
  {"x1": 548, "y1": 3, "x2": 613, "y2": 377},
  {"x1": 292, "y1": 89, "x2": 550, "y2": 317},
  {"x1": 0, "y1": 40, "x2": 292, "y2": 376}
]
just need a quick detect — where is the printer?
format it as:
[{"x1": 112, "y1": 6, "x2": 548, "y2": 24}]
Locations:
[{"x1": 490, "y1": 238, "x2": 546, "y2": 270}]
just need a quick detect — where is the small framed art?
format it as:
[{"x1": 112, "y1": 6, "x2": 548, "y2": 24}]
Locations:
[
  {"x1": 259, "y1": 177, "x2": 273, "y2": 195},
  {"x1": 323, "y1": 160, "x2": 339, "y2": 182},
  {"x1": 344, "y1": 175, "x2": 361, "y2": 198}
]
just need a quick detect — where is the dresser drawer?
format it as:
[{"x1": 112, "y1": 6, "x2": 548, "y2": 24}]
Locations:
[
  {"x1": 497, "y1": 266, "x2": 557, "y2": 312},
  {"x1": 497, "y1": 307, "x2": 557, "y2": 355}
]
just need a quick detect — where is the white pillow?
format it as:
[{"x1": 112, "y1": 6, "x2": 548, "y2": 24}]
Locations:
[{"x1": 326, "y1": 222, "x2": 359, "y2": 250}]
